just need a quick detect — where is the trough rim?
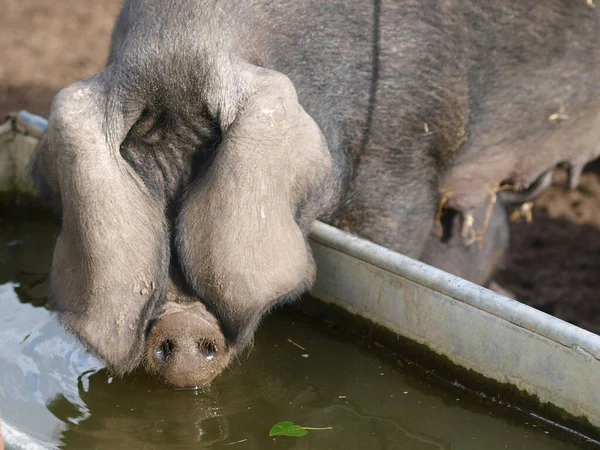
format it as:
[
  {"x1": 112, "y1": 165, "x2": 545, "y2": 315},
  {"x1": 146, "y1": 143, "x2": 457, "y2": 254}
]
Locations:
[{"x1": 309, "y1": 220, "x2": 600, "y2": 361}]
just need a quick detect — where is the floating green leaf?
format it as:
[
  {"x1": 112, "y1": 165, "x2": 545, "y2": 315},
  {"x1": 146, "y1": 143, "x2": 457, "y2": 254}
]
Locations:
[
  {"x1": 269, "y1": 421, "x2": 308, "y2": 437},
  {"x1": 269, "y1": 421, "x2": 332, "y2": 438}
]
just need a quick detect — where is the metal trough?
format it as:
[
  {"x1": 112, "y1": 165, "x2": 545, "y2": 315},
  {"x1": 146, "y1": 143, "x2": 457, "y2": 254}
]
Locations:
[{"x1": 1, "y1": 111, "x2": 599, "y2": 448}]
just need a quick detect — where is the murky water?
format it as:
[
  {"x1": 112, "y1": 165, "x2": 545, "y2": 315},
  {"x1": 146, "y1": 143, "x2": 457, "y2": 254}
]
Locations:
[{"x1": 0, "y1": 209, "x2": 593, "y2": 449}]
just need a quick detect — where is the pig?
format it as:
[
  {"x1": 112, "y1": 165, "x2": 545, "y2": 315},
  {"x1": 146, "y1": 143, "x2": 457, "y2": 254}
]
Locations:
[{"x1": 30, "y1": 0, "x2": 600, "y2": 388}]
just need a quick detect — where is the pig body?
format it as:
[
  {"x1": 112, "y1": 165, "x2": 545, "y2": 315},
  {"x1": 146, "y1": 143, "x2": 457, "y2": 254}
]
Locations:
[{"x1": 31, "y1": 0, "x2": 600, "y2": 387}]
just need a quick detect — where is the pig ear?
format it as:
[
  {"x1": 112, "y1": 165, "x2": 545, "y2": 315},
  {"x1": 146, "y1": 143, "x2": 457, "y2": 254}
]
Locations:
[
  {"x1": 38, "y1": 73, "x2": 168, "y2": 372},
  {"x1": 177, "y1": 67, "x2": 332, "y2": 343}
]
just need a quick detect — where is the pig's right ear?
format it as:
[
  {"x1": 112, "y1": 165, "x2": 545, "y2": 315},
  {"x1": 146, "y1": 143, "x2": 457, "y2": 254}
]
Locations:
[
  {"x1": 177, "y1": 66, "x2": 332, "y2": 343},
  {"x1": 34, "y1": 72, "x2": 169, "y2": 373}
]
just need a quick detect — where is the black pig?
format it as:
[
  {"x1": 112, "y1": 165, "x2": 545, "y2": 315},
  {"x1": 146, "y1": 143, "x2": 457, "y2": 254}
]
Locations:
[{"x1": 31, "y1": 0, "x2": 600, "y2": 387}]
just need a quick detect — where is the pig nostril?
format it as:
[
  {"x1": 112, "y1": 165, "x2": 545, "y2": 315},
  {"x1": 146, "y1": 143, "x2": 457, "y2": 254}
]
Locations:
[
  {"x1": 154, "y1": 339, "x2": 174, "y2": 365},
  {"x1": 199, "y1": 341, "x2": 217, "y2": 362}
]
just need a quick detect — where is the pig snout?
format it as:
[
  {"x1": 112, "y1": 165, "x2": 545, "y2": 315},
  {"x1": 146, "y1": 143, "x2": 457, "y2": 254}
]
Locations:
[{"x1": 145, "y1": 302, "x2": 231, "y2": 388}]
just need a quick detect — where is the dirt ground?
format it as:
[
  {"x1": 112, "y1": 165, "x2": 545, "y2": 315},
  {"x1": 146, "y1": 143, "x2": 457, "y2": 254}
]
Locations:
[{"x1": 2, "y1": 0, "x2": 599, "y2": 334}]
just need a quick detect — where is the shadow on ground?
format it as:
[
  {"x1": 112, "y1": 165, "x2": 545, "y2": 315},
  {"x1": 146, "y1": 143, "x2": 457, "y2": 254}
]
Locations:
[{"x1": 498, "y1": 165, "x2": 600, "y2": 335}]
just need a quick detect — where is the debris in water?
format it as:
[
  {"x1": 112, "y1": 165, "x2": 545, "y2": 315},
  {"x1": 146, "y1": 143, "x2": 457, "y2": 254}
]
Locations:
[
  {"x1": 287, "y1": 338, "x2": 306, "y2": 351},
  {"x1": 269, "y1": 421, "x2": 332, "y2": 438},
  {"x1": 225, "y1": 439, "x2": 248, "y2": 446}
]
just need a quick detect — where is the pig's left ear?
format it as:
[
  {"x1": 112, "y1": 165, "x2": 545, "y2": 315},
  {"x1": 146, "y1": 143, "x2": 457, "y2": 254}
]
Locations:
[{"x1": 176, "y1": 67, "x2": 332, "y2": 343}]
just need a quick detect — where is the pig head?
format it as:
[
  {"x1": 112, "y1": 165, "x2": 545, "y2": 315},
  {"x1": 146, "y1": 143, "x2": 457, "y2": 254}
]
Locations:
[
  {"x1": 30, "y1": 0, "x2": 600, "y2": 388},
  {"x1": 30, "y1": 26, "x2": 335, "y2": 386}
]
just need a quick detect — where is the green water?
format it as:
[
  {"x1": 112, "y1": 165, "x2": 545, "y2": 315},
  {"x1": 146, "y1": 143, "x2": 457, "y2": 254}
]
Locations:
[{"x1": 0, "y1": 210, "x2": 594, "y2": 449}]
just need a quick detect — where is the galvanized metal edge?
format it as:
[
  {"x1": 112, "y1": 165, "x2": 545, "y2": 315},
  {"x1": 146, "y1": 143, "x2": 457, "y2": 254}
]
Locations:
[
  {"x1": 308, "y1": 220, "x2": 600, "y2": 431},
  {"x1": 11, "y1": 111, "x2": 47, "y2": 139},
  {"x1": 309, "y1": 221, "x2": 600, "y2": 360},
  {"x1": 0, "y1": 111, "x2": 44, "y2": 196}
]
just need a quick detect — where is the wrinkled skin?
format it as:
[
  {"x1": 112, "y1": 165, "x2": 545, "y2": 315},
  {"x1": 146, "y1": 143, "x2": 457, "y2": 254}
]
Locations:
[{"x1": 31, "y1": 0, "x2": 600, "y2": 388}]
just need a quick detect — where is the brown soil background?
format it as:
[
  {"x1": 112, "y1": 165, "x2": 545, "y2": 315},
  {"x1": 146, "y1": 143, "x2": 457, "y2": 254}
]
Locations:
[{"x1": 2, "y1": 0, "x2": 599, "y2": 334}]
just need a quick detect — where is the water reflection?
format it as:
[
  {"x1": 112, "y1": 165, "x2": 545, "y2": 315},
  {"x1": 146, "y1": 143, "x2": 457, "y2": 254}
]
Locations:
[{"x1": 0, "y1": 210, "x2": 589, "y2": 449}]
